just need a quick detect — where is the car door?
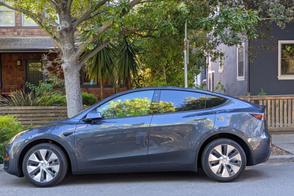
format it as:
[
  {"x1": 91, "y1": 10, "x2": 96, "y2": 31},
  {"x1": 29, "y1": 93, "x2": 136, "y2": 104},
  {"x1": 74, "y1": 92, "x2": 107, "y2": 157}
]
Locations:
[
  {"x1": 148, "y1": 90, "x2": 218, "y2": 170},
  {"x1": 75, "y1": 90, "x2": 155, "y2": 172}
]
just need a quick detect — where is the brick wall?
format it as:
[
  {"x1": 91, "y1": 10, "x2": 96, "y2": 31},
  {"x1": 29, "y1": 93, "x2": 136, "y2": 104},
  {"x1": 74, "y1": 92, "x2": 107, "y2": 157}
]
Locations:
[{"x1": 0, "y1": 12, "x2": 48, "y2": 37}]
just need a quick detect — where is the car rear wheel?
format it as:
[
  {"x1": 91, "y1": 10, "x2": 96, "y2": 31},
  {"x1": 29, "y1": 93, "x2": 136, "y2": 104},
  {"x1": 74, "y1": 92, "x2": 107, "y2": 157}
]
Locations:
[
  {"x1": 22, "y1": 143, "x2": 68, "y2": 187},
  {"x1": 201, "y1": 138, "x2": 246, "y2": 182}
]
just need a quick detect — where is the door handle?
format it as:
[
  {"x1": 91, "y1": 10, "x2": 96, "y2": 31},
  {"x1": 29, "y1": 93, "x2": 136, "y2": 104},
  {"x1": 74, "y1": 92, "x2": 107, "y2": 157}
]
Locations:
[
  {"x1": 63, "y1": 131, "x2": 74, "y2": 137},
  {"x1": 133, "y1": 123, "x2": 144, "y2": 126}
]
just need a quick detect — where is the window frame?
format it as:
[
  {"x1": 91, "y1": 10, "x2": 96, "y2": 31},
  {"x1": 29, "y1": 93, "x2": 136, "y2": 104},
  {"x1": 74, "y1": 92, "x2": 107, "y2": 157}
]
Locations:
[
  {"x1": 80, "y1": 69, "x2": 99, "y2": 87},
  {"x1": 0, "y1": 6, "x2": 15, "y2": 27},
  {"x1": 278, "y1": 40, "x2": 294, "y2": 80},
  {"x1": 236, "y1": 42, "x2": 246, "y2": 81},
  {"x1": 93, "y1": 90, "x2": 156, "y2": 119},
  {"x1": 218, "y1": 55, "x2": 224, "y2": 73},
  {"x1": 25, "y1": 60, "x2": 44, "y2": 85},
  {"x1": 21, "y1": 13, "x2": 38, "y2": 27},
  {"x1": 208, "y1": 71, "x2": 215, "y2": 92}
]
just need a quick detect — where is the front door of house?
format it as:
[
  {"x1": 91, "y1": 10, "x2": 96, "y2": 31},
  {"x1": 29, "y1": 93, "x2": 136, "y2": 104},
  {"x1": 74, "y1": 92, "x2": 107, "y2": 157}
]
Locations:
[
  {"x1": 1, "y1": 53, "x2": 25, "y2": 93},
  {"x1": 0, "y1": 53, "x2": 43, "y2": 94}
]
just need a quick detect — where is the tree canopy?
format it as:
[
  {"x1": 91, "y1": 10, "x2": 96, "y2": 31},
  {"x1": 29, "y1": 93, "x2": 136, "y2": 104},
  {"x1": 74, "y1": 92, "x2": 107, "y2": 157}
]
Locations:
[{"x1": 1, "y1": 0, "x2": 291, "y2": 116}]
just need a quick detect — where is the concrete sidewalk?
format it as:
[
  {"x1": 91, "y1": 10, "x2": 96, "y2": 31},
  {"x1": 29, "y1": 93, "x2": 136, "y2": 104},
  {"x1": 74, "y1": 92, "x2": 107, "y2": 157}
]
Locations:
[
  {"x1": 272, "y1": 134, "x2": 294, "y2": 154},
  {"x1": 270, "y1": 134, "x2": 294, "y2": 163}
]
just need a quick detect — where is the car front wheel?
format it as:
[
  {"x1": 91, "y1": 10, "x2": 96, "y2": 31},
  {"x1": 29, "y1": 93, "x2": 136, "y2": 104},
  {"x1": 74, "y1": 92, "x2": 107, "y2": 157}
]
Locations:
[
  {"x1": 22, "y1": 143, "x2": 68, "y2": 187},
  {"x1": 201, "y1": 138, "x2": 246, "y2": 182}
]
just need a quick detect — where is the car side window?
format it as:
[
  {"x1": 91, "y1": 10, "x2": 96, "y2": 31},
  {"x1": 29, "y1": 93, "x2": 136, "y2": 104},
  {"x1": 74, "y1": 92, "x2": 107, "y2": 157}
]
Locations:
[
  {"x1": 154, "y1": 90, "x2": 226, "y2": 114},
  {"x1": 205, "y1": 95, "x2": 227, "y2": 108},
  {"x1": 96, "y1": 90, "x2": 154, "y2": 119}
]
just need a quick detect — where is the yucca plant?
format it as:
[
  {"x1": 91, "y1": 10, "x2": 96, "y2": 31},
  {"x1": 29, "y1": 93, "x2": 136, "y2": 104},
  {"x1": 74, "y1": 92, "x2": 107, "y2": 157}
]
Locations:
[
  {"x1": 0, "y1": 90, "x2": 39, "y2": 106},
  {"x1": 116, "y1": 38, "x2": 139, "y2": 88},
  {"x1": 86, "y1": 43, "x2": 116, "y2": 99}
]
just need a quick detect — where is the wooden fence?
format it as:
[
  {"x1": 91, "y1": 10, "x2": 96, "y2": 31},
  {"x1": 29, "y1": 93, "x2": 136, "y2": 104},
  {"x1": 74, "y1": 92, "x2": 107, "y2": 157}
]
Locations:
[
  {"x1": 1, "y1": 95, "x2": 294, "y2": 132},
  {"x1": 0, "y1": 106, "x2": 67, "y2": 127},
  {"x1": 240, "y1": 95, "x2": 294, "y2": 132}
]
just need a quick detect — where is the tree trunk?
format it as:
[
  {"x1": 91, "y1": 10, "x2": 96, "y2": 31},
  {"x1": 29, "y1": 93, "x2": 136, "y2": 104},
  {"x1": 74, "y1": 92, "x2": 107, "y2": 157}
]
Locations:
[
  {"x1": 62, "y1": 61, "x2": 83, "y2": 117},
  {"x1": 99, "y1": 76, "x2": 103, "y2": 100}
]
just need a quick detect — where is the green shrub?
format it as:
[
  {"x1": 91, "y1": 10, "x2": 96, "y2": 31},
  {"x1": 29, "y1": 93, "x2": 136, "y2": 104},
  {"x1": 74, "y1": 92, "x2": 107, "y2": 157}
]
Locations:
[
  {"x1": 0, "y1": 116, "x2": 23, "y2": 163},
  {"x1": 26, "y1": 75, "x2": 64, "y2": 96},
  {"x1": 37, "y1": 93, "x2": 66, "y2": 106},
  {"x1": 82, "y1": 92, "x2": 97, "y2": 106},
  {"x1": 0, "y1": 90, "x2": 38, "y2": 106}
]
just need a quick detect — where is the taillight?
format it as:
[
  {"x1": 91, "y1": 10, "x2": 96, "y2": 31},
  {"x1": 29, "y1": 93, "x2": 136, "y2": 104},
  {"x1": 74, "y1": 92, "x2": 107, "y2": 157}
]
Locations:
[{"x1": 251, "y1": 113, "x2": 265, "y2": 120}]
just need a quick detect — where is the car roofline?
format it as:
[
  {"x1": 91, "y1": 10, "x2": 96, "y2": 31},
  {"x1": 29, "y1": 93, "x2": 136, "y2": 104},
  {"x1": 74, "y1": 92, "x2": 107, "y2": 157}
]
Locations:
[{"x1": 71, "y1": 86, "x2": 234, "y2": 120}]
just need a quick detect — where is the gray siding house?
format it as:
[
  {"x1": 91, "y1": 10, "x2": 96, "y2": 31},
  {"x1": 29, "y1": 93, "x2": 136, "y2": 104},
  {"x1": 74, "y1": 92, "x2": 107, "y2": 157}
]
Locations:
[{"x1": 207, "y1": 22, "x2": 294, "y2": 96}]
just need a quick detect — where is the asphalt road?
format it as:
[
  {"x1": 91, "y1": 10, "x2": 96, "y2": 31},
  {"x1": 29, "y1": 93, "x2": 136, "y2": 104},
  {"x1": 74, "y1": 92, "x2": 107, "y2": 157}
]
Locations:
[{"x1": 1, "y1": 162, "x2": 294, "y2": 196}]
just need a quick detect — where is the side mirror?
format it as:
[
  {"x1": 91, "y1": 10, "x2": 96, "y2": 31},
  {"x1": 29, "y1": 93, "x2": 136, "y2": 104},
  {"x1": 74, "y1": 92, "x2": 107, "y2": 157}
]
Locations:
[{"x1": 83, "y1": 111, "x2": 103, "y2": 122}]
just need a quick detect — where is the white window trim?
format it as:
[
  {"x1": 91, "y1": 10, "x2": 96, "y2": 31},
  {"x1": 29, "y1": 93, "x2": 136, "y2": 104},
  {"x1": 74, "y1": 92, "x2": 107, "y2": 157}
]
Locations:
[
  {"x1": 208, "y1": 70, "x2": 215, "y2": 92},
  {"x1": 0, "y1": 7, "x2": 15, "y2": 27},
  {"x1": 21, "y1": 13, "x2": 38, "y2": 27},
  {"x1": 278, "y1": 40, "x2": 294, "y2": 80},
  {"x1": 236, "y1": 43, "x2": 245, "y2": 81}
]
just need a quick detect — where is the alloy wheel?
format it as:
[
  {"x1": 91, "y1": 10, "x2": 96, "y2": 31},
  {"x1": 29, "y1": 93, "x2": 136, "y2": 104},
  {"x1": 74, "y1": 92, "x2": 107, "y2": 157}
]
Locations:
[
  {"x1": 208, "y1": 144, "x2": 242, "y2": 178},
  {"x1": 26, "y1": 149, "x2": 60, "y2": 183}
]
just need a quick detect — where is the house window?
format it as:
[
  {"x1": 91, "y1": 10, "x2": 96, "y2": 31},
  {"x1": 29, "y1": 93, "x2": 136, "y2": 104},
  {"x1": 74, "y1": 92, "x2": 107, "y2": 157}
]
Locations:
[
  {"x1": 278, "y1": 40, "x2": 294, "y2": 80},
  {"x1": 81, "y1": 71, "x2": 98, "y2": 87},
  {"x1": 218, "y1": 55, "x2": 224, "y2": 73},
  {"x1": 22, "y1": 14, "x2": 38, "y2": 27},
  {"x1": 237, "y1": 43, "x2": 245, "y2": 80},
  {"x1": 0, "y1": 6, "x2": 15, "y2": 27},
  {"x1": 26, "y1": 61, "x2": 43, "y2": 85}
]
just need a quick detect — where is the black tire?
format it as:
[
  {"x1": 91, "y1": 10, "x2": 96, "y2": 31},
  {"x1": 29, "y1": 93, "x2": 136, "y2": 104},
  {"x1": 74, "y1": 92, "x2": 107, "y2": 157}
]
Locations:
[
  {"x1": 22, "y1": 143, "x2": 68, "y2": 187},
  {"x1": 201, "y1": 138, "x2": 246, "y2": 182}
]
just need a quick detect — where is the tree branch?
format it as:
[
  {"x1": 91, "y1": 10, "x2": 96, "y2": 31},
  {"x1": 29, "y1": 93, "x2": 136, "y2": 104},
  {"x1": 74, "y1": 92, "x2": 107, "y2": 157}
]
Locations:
[
  {"x1": 73, "y1": 0, "x2": 108, "y2": 28},
  {"x1": 77, "y1": 0, "x2": 143, "y2": 61},
  {"x1": 80, "y1": 42, "x2": 109, "y2": 64},
  {"x1": 77, "y1": 22, "x2": 112, "y2": 56},
  {"x1": 66, "y1": 0, "x2": 73, "y2": 12}
]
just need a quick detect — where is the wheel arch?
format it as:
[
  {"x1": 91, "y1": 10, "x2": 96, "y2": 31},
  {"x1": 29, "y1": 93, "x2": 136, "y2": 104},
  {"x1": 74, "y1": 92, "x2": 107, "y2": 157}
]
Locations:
[
  {"x1": 195, "y1": 132, "x2": 253, "y2": 170},
  {"x1": 18, "y1": 138, "x2": 76, "y2": 177}
]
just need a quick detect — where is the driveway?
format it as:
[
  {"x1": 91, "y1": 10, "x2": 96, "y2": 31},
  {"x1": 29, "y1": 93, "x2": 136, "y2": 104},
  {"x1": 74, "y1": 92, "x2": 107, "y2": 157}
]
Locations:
[{"x1": 0, "y1": 162, "x2": 293, "y2": 196}]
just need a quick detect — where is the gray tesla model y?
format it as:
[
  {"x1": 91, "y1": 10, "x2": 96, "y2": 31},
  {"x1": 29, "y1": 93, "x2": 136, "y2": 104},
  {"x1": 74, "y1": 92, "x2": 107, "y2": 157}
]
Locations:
[{"x1": 4, "y1": 87, "x2": 271, "y2": 187}]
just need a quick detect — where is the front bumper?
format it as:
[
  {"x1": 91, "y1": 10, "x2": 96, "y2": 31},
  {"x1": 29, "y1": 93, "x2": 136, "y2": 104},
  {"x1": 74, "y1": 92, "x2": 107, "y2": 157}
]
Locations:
[
  {"x1": 4, "y1": 144, "x2": 23, "y2": 177},
  {"x1": 247, "y1": 132, "x2": 271, "y2": 166}
]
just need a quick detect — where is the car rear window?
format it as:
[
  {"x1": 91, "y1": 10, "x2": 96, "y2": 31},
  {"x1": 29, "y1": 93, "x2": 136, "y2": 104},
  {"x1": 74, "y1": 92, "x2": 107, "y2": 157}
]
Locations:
[{"x1": 154, "y1": 90, "x2": 227, "y2": 114}]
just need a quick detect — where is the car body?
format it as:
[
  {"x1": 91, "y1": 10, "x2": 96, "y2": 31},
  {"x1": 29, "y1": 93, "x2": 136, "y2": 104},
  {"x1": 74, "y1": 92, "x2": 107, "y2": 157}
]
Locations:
[{"x1": 4, "y1": 87, "x2": 271, "y2": 186}]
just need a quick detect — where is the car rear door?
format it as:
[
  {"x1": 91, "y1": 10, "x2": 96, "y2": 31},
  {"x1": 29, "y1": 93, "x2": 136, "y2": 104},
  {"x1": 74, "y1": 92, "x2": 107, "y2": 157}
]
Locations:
[
  {"x1": 148, "y1": 90, "x2": 217, "y2": 170},
  {"x1": 74, "y1": 90, "x2": 155, "y2": 172}
]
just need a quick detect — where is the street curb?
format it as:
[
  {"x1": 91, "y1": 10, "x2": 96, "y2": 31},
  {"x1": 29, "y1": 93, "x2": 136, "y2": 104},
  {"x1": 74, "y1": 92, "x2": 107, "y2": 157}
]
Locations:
[
  {"x1": 268, "y1": 155, "x2": 294, "y2": 163},
  {"x1": 0, "y1": 164, "x2": 3, "y2": 172}
]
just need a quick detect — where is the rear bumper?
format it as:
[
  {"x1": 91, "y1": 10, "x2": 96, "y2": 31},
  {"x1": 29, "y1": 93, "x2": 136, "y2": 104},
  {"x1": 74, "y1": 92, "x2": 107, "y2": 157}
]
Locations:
[{"x1": 247, "y1": 132, "x2": 271, "y2": 165}]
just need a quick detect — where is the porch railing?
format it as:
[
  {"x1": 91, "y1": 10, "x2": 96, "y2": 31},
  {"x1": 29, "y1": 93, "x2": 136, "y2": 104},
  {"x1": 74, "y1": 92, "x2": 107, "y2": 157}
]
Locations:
[{"x1": 240, "y1": 95, "x2": 294, "y2": 132}]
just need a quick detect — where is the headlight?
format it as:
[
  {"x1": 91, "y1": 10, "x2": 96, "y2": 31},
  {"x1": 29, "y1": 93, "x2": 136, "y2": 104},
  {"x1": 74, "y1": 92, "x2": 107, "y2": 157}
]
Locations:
[{"x1": 9, "y1": 130, "x2": 28, "y2": 144}]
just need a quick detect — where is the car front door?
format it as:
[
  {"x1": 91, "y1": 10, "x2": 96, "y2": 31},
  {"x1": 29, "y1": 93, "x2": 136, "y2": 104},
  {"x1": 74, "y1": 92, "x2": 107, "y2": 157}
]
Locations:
[
  {"x1": 75, "y1": 90, "x2": 155, "y2": 172},
  {"x1": 148, "y1": 90, "x2": 218, "y2": 170}
]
